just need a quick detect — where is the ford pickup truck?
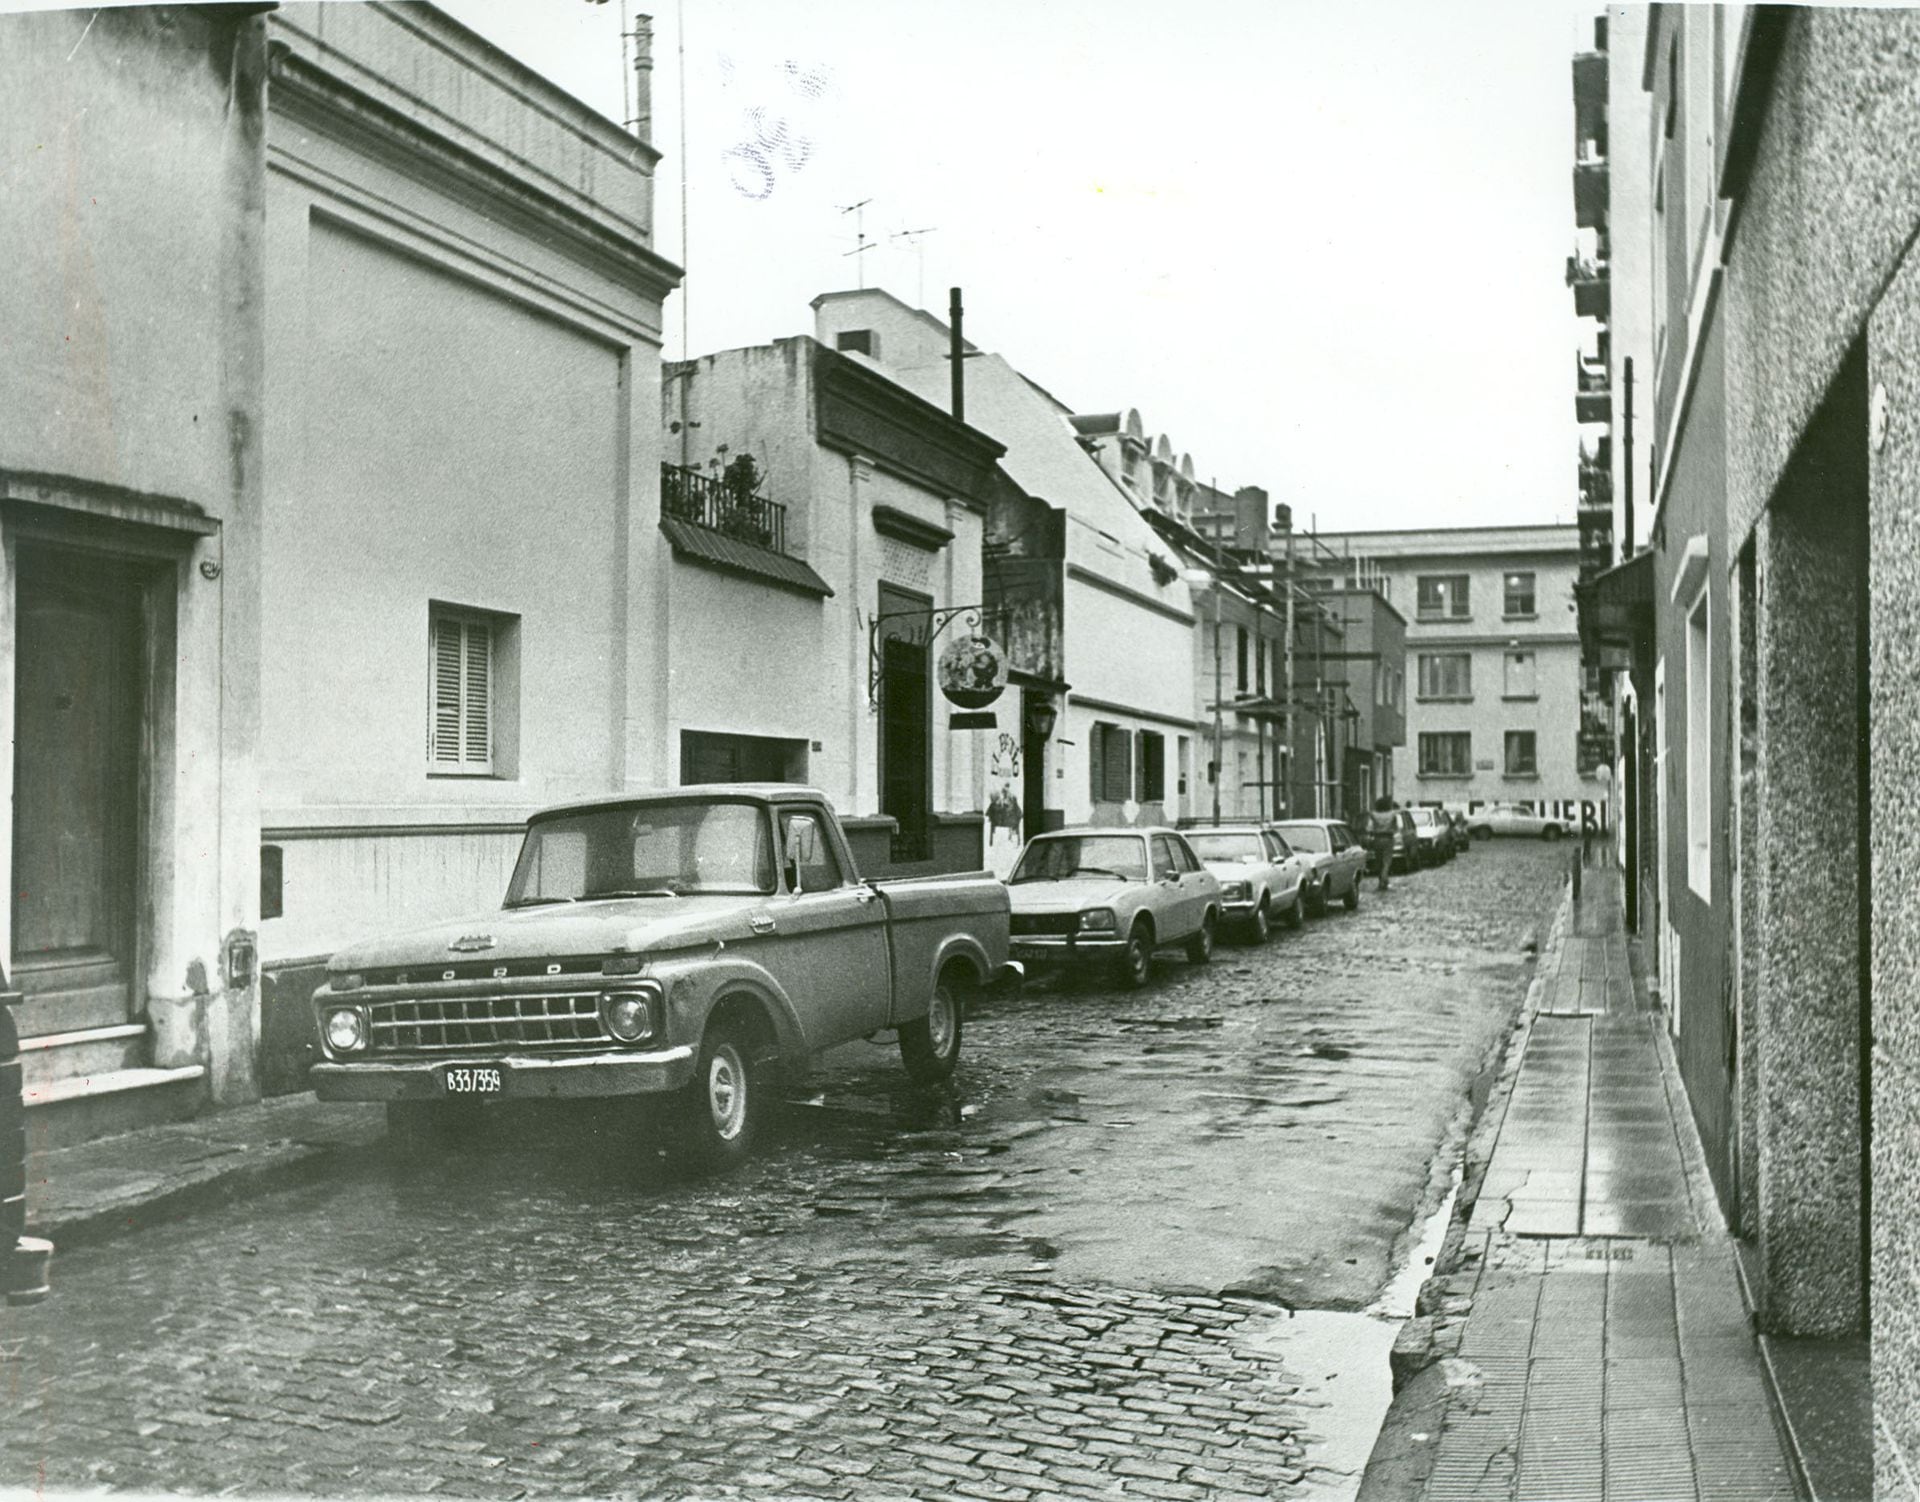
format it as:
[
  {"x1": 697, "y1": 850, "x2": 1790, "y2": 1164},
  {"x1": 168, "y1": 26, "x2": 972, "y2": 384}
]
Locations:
[{"x1": 310, "y1": 786, "x2": 1017, "y2": 1167}]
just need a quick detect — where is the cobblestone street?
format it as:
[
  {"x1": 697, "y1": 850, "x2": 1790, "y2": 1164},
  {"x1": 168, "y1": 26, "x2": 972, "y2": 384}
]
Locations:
[{"x1": 3, "y1": 846, "x2": 1568, "y2": 1500}]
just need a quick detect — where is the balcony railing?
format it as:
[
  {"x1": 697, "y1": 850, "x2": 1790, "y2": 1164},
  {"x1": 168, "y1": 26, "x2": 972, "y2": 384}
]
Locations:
[
  {"x1": 1566, "y1": 254, "x2": 1611, "y2": 319},
  {"x1": 661, "y1": 463, "x2": 788, "y2": 554}
]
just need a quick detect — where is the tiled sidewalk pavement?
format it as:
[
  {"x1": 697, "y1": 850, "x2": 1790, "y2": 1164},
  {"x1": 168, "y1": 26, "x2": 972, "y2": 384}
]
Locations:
[{"x1": 1410, "y1": 871, "x2": 1797, "y2": 1502}]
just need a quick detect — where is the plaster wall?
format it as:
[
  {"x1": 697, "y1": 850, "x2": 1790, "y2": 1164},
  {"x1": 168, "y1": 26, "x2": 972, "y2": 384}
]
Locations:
[
  {"x1": 1866, "y1": 239, "x2": 1920, "y2": 1501},
  {"x1": 1650, "y1": 304, "x2": 1734, "y2": 1207},
  {"x1": 1605, "y1": 3, "x2": 1655, "y2": 553},
  {"x1": 0, "y1": 7, "x2": 267, "y2": 1102}
]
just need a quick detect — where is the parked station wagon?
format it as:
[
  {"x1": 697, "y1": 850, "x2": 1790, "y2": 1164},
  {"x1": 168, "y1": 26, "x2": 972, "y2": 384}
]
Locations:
[{"x1": 1005, "y1": 827, "x2": 1221, "y2": 988}]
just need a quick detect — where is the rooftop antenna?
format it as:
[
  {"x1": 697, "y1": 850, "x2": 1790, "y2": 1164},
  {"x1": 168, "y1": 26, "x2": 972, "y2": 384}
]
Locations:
[
  {"x1": 839, "y1": 198, "x2": 874, "y2": 288},
  {"x1": 892, "y1": 226, "x2": 938, "y2": 307}
]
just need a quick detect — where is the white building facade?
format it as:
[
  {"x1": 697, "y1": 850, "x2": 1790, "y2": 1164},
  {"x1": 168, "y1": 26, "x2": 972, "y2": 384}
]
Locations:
[{"x1": 1314, "y1": 526, "x2": 1607, "y2": 825}]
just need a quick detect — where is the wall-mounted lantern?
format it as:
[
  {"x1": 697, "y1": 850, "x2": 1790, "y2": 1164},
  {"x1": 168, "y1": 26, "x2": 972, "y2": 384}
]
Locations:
[{"x1": 1024, "y1": 698, "x2": 1059, "y2": 742}]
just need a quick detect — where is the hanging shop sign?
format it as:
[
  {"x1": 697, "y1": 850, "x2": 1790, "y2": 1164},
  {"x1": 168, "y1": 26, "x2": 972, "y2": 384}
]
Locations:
[{"x1": 937, "y1": 631, "x2": 1009, "y2": 709}]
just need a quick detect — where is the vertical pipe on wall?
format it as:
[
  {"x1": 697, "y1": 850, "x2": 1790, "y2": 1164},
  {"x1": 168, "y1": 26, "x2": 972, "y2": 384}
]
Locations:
[{"x1": 949, "y1": 287, "x2": 964, "y2": 421}]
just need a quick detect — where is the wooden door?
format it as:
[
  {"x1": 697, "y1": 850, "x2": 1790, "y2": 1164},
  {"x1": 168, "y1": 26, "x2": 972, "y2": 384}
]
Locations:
[{"x1": 11, "y1": 549, "x2": 143, "y2": 1033}]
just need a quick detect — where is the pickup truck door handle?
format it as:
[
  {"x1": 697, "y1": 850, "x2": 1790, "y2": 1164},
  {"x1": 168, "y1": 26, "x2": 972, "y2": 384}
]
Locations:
[
  {"x1": 853, "y1": 889, "x2": 880, "y2": 905},
  {"x1": 748, "y1": 914, "x2": 777, "y2": 935}
]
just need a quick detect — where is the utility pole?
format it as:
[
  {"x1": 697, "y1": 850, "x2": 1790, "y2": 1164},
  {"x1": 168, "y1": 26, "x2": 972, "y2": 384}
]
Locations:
[
  {"x1": 1278, "y1": 503, "x2": 1295, "y2": 817},
  {"x1": 1211, "y1": 581, "x2": 1223, "y2": 825},
  {"x1": 1622, "y1": 355, "x2": 1635, "y2": 563}
]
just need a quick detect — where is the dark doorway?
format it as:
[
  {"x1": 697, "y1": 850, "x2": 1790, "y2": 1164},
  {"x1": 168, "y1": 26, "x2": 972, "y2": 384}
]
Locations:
[
  {"x1": 11, "y1": 546, "x2": 146, "y2": 1036},
  {"x1": 1021, "y1": 693, "x2": 1048, "y2": 842},
  {"x1": 878, "y1": 585, "x2": 932, "y2": 863}
]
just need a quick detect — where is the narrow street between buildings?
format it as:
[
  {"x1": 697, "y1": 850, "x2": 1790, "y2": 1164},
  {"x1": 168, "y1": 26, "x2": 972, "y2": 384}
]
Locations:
[{"x1": 3, "y1": 845, "x2": 1566, "y2": 1501}]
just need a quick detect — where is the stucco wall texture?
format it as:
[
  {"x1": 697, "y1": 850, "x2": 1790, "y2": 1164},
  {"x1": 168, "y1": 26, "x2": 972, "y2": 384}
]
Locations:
[{"x1": 1868, "y1": 221, "x2": 1920, "y2": 1502}]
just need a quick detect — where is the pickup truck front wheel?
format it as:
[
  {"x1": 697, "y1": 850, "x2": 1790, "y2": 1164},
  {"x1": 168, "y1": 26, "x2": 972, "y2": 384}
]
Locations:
[
  {"x1": 899, "y1": 973, "x2": 966, "y2": 1084},
  {"x1": 680, "y1": 1022, "x2": 759, "y2": 1171}
]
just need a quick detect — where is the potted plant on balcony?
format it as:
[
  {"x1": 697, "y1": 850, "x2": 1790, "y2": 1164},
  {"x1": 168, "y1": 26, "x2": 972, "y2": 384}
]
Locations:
[{"x1": 717, "y1": 453, "x2": 773, "y2": 548}]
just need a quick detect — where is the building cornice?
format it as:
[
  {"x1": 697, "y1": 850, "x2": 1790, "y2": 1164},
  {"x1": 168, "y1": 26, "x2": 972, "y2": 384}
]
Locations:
[
  {"x1": 812, "y1": 343, "x2": 1002, "y2": 512},
  {"x1": 268, "y1": 41, "x2": 682, "y2": 304},
  {"x1": 1066, "y1": 563, "x2": 1196, "y2": 627}
]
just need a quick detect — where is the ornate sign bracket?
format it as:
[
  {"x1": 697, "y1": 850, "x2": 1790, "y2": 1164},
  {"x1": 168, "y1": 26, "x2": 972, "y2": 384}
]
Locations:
[{"x1": 866, "y1": 603, "x2": 984, "y2": 706}]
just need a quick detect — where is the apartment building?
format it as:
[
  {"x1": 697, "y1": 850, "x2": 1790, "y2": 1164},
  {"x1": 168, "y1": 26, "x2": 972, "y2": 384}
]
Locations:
[{"x1": 1316, "y1": 526, "x2": 1604, "y2": 827}]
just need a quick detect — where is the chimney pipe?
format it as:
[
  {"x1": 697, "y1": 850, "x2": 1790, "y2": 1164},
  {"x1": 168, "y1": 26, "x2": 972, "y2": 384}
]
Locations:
[
  {"x1": 632, "y1": 14, "x2": 654, "y2": 142},
  {"x1": 949, "y1": 287, "x2": 964, "y2": 422}
]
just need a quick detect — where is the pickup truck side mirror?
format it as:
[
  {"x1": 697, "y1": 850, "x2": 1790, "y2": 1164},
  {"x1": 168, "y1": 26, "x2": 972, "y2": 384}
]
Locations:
[{"x1": 784, "y1": 816, "x2": 819, "y2": 895}]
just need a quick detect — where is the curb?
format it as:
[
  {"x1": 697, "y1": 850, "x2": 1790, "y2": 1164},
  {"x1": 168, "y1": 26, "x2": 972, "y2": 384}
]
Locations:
[{"x1": 1356, "y1": 882, "x2": 1576, "y2": 1502}]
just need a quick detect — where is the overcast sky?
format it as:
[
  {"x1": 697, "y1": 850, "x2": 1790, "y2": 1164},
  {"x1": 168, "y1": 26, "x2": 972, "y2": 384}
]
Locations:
[{"x1": 434, "y1": 0, "x2": 1601, "y2": 536}]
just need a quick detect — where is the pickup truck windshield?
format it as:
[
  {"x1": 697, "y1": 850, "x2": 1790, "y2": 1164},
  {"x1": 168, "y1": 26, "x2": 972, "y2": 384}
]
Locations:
[
  {"x1": 1011, "y1": 834, "x2": 1147, "y2": 883},
  {"x1": 505, "y1": 800, "x2": 775, "y2": 904}
]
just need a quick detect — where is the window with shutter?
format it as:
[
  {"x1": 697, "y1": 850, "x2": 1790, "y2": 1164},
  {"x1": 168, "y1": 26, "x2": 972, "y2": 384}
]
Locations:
[
  {"x1": 428, "y1": 607, "x2": 494, "y2": 774},
  {"x1": 1090, "y1": 721, "x2": 1107, "y2": 801},
  {"x1": 1105, "y1": 726, "x2": 1133, "y2": 804}
]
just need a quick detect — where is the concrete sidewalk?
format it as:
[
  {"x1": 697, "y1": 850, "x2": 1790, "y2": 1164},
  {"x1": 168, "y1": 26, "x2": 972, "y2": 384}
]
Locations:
[
  {"x1": 1366, "y1": 868, "x2": 1801, "y2": 1502},
  {"x1": 23, "y1": 1093, "x2": 382, "y2": 1253}
]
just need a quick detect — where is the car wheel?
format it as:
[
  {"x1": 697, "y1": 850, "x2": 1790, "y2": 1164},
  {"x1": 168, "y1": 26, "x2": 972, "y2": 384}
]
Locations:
[
  {"x1": 1114, "y1": 920, "x2": 1154, "y2": 989},
  {"x1": 1542, "y1": 824, "x2": 1563, "y2": 842},
  {"x1": 1343, "y1": 873, "x2": 1361, "y2": 911},
  {"x1": 1283, "y1": 889, "x2": 1306, "y2": 928},
  {"x1": 1306, "y1": 878, "x2": 1328, "y2": 918},
  {"x1": 680, "y1": 1020, "x2": 760, "y2": 1172},
  {"x1": 1185, "y1": 910, "x2": 1216, "y2": 964},
  {"x1": 899, "y1": 971, "x2": 966, "y2": 1084},
  {"x1": 1247, "y1": 896, "x2": 1272, "y2": 945},
  {"x1": 1473, "y1": 827, "x2": 1491, "y2": 841}
]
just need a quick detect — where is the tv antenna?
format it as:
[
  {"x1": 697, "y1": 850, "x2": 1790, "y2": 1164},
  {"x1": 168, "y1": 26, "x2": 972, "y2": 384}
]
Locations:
[
  {"x1": 892, "y1": 226, "x2": 938, "y2": 307},
  {"x1": 839, "y1": 198, "x2": 875, "y2": 288}
]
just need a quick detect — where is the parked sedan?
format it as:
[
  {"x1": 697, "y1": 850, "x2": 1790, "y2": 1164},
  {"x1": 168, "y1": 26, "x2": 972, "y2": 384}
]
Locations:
[
  {"x1": 1006, "y1": 827, "x2": 1222, "y2": 988},
  {"x1": 1270, "y1": 819, "x2": 1368, "y2": 914},
  {"x1": 1406, "y1": 806, "x2": 1453, "y2": 866},
  {"x1": 1185, "y1": 825, "x2": 1312, "y2": 942},
  {"x1": 1466, "y1": 801, "x2": 1576, "y2": 841}
]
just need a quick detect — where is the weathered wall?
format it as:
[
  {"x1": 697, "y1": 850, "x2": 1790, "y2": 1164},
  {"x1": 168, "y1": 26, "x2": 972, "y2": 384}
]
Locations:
[
  {"x1": 1651, "y1": 302, "x2": 1734, "y2": 1209},
  {"x1": 1867, "y1": 231, "x2": 1920, "y2": 1502}
]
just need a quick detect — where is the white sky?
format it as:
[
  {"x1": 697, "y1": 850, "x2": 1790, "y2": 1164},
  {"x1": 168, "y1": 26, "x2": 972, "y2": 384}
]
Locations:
[
  {"x1": 15, "y1": 0, "x2": 1607, "y2": 532},
  {"x1": 438, "y1": 0, "x2": 1603, "y2": 534}
]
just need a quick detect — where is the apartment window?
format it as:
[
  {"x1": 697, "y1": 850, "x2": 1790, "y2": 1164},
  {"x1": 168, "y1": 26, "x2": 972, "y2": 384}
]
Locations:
[
  {"x1": 1236, "y1": 626, "x2": 1249, "y2": 694},
  {"x1": 1137, "y1": 730, "x2": 1166, "y2": 802},
  {"x1": 1503, "y1": 651, "x2": 1538, "y2": 699},
  {"x1": 1255, "y1": 632, "x2": 1268, "y2": 695},
  {"x1": 1503, "y1": 572, "x2": 1537, "y2": 617},
  {"x1": 1089, "y1": 721, "x2": 1133, "y2": 804},
  {"x1": 260, "y1": 845, "x2": 284, "y2": 921},
  {"x1": 1418, "y1": 732, "x2": 1471, "y2": 777},
  {"x1": 1505, "y1": 731, "x2": 1538, "y2": 777},
  {"x1": 1417, "y1": 652, "x2": 1473, "y2": 700},
  {"x1": 428, "y1": 605, "x2": 517, "y2": 776},
  {"x1": 835, "y1": 329, "x2": 880, "y2": 359},
  {"x1": 1686, "y1": 585, "x2": 1711, "y2": 899},
  {"x1": 1416, "y1": 574, "x2": 1470, "y2": 619}
]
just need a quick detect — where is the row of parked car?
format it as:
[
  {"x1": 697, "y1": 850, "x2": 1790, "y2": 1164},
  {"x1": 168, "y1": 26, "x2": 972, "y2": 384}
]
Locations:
[{"x1": 1004, "y1": 816, "x2": 1374, "y2": 989}]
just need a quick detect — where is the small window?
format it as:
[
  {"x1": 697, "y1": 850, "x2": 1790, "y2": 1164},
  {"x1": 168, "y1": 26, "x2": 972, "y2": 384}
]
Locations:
[
  {"x1": 1151, "y1": 835, "x2": 1179, "y2": 881},
  {"x1": 260, "y1": 845, "x2": 284, "y2": 921},
  {"x1": 1236, "y1": 627, "x2": 1249, "y2": 693},
  {"x1": 1416, "y1": 574, "x2": 1470, "y2": 619},
  {"x1": 1505, "y1": 731, "x2": 1538, "y2": 777},
  {"x1": 1504, "y1": 652, "x2": 1538, "y2": 699},
  {"x1": 835, "y1": 329, "x2": 879, "y2": 358},
  {"x1": 1419, "y1": 732, "x2": 1472, "y2": 777},
  {"x1": 1503, "y1": 572, "x2": 1537, "y2": 617},
  {"x1": 1418, "y1": 653, "x2": 1473, "y2": 700},
  {"x1": 780, "y1": 807, "x2": 844, "y2": 891},
  {"x1": 428, "y1": 606, "x2": 495, "y2": 775}
]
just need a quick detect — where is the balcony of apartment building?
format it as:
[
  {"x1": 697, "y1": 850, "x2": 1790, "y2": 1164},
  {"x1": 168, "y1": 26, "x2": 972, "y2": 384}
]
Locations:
[
  {"x1": 658, "y1": 458, "x2": 831, "y2": 597},
  {"x1": 1573, "y1": 134, "x2": 1608, "y2": 231},
  {"x1": 1566, "y1": 249, "x2": 1610, "y2": 320},
  {"x1": 1575, "y1": 351, "x2": 1611, "y2": 423},
  {"x1": 1579, "y1": 441, "x2": 1613, "y2": 507}
]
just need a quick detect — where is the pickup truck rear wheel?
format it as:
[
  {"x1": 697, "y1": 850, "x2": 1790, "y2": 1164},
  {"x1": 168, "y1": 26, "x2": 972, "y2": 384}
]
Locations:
[
  {"x1": 899, "y1": 973, "x2": 966, "y2": 1084},
  {"x1": 680, "y1": 1022, "x2": 759, "y2": 1172}
]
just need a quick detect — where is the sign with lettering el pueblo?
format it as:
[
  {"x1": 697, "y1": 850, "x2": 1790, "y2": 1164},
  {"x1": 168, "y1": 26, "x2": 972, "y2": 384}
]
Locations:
[{"x1": 938, "y1": 632, "x2": 1009, "y2": 710}]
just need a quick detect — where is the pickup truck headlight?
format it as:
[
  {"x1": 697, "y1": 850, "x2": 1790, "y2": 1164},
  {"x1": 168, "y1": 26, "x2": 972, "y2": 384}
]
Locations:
[
  {"x1": 1076, "y1": 908, "x2": 1117, "y2": 933},
  {"x1": 323, "y1": 1006, "x2": 367, "y2": 1053},
  {"x1": 1221, "y1": 880, "x2": 1251, "y2": 901},
  {"x1": 599, "y1": 983, "x2": 662, "y2": 1045}
]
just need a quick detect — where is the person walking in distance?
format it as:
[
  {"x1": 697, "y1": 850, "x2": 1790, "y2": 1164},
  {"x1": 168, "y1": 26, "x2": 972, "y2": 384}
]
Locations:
[{"x1": 1366, "y1": 795, "x2": 1398, "y2": 892}]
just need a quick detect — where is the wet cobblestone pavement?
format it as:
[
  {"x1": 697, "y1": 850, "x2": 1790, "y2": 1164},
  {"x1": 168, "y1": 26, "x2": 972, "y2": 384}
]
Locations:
[{"x1": 3, "y1": 845, "x2": 1568, "y2": 1500}]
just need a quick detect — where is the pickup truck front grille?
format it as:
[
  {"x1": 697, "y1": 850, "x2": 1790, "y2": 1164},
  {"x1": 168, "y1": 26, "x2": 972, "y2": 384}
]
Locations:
[
  {"x1": 1011, "y1": 914, "x2": 1076, "y2": 937},
  {"x1": 367, "y1": 993, "x2": 607, "y2": 1052}
]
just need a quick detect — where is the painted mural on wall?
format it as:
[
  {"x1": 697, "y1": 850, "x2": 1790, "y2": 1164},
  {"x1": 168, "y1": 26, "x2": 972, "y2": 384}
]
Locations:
[{"x1": 986, "y1": 732, "x2": 1024, "y2": 877}]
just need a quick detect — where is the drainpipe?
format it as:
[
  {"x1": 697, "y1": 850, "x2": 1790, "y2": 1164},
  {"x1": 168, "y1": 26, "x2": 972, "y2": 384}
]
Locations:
[{"x1": 949, "y1": 287, "x2": 965, "y2": 421}]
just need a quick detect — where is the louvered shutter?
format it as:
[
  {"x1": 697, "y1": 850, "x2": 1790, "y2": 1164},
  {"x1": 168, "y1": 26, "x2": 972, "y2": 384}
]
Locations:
[
  {"x1": 1090, "y1": 722, "x2": 1106, "y2": 801},
  {"x1": 1107, "y1": 728, "x2": 1133, "y2": 804},
  {"x1": 428, "y1": 611, "x2": 493, "y2": 772}
]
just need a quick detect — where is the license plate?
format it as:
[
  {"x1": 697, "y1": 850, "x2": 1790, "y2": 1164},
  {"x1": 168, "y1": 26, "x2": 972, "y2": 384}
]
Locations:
[
  {"x1": 1013, "y1": 944, "x2": 1048, "y2": 962},
  {"x1": 443, "y1": 1066, "x2": 502, "y2": 1095}
]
